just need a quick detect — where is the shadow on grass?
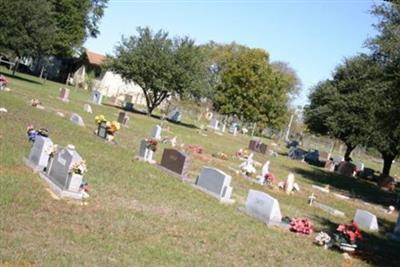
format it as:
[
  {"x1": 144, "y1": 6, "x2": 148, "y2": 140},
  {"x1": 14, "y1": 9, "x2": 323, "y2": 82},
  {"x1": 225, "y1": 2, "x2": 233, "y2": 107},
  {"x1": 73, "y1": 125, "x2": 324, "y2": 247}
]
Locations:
[
  {"x1": 290, "y1": 166, "x2": 396, "y2": 207},
  {"x1": 313, "y1": 215, "x2": 400, "y2": 267},
  {"x1": 0, "y1": 70, "x2": 42, "y2": 85},
  {"x1": 103, "y1": 103, "x2": 199, "y2": 129}
]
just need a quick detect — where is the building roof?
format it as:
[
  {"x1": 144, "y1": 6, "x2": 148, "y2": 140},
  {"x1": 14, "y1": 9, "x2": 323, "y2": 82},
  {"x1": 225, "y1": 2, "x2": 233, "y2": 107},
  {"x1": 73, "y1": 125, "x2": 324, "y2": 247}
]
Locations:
[{"x1": 86, "y1": 50, "x2": 106, "y2": 66}]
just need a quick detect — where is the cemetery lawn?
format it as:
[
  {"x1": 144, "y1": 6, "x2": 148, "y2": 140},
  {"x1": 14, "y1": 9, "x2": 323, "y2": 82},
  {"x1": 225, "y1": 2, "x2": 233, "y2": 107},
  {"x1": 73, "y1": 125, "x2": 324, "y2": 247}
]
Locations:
[{"x1": 1, "y1": 68, "x2": 400, "y2": 267}]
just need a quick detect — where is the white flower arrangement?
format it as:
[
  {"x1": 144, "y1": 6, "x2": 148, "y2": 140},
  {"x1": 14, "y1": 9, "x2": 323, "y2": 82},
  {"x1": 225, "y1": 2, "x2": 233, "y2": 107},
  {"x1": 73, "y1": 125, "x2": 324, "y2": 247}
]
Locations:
[
  {"x1": 70, "y1": 160, "x2": 87, "y2": 175},
  {"x1": 315, "y1": 232, "x2": 332, "y2": 248},
  {"x1": 45, "y1": 144, "x2": 58, "y2": 156}
]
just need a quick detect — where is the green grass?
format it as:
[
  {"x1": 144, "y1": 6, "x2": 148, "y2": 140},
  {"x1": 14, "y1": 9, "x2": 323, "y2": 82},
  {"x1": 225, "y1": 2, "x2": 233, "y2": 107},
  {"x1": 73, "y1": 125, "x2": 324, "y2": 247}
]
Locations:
[{"x1": 1, "y1": 68, "x2": 400, "y2": 266}]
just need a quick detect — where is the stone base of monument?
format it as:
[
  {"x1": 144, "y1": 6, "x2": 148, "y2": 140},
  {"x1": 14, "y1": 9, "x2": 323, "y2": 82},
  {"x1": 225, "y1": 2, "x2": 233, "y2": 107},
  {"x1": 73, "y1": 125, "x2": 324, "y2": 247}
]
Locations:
[
  {"x1": 238, "y1": 207, "x2": 290, "y2": 229},
  {"x1": 23, "y1": 157, "x2": 44, "y2": 173},
  {"x1": 156, "y1": 164, "x2": 189, "y2": 181},
  {"x1": 38, "y1": 172, "x2": 89, "y2": 200},
  {"x1": 191, "y1": 184, "x2": 235, "y2": 204},
  {"x1": 135, "y1": 156, "x2": 156, "y2": 164}
]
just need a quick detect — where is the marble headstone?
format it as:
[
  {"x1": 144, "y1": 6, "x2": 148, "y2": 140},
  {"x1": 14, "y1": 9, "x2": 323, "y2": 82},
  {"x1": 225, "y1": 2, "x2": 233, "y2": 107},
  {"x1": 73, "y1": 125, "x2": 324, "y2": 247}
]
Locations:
[
  {"x1": 245, "y1": 189, "x2": 282, "y2": 224},
  {"x1": 209, "y1": 118, "x2": 219, "y2": 130},
  {"x1": 59, "y1": 88, "x2": 70, "y2": 102},
  {"x1": 138, "y1": 139, "x2": 154, "y2": 163},
  {"x1": 160, "y1": 148, "x2": 190, "y2": 179},
  {"x1": 83, "y1": 104, "x2": 92, "y2": 113},
  {"x1": 195, "y1": 167, "x2": 234, "y2": 203},
  {"x1": 39, "y1": 145, "x2": 87, "y2": 199},
  {"x1": 70, "y1": 113, "x2": 85, "y2": 127},
  {"x1": 353, "y1": 209, "x2": 379, "y2": 231},
  {"x1": 90, "y1": 90, "x2": 103, "y2": 105},
  {"x1": 117, "y1": 111, "x2": 129, "y2": 126},
  {"x1": 151, "y1": 125, "x2": 162, "y2": 140},
  {"x1": 24, "y1": 135, "x2": 53, "y2": 172}
]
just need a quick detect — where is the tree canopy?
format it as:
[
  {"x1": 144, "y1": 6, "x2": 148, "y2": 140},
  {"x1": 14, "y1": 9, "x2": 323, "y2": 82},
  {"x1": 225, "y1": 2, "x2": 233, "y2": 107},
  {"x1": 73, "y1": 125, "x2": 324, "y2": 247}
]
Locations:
[
  {"x1": 107, "y1": 27, "x2": 210, "y2": 115},
  {"x1": 211, "y1": 44, "x2": 299, "y2": 129}
]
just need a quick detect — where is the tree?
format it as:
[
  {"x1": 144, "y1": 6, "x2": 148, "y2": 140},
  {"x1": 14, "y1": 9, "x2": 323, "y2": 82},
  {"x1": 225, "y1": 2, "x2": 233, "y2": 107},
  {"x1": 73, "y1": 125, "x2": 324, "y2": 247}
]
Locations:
[
  {"x1": 304, "y1": 55, "x2": 377, "y2": 161},
  {"x1": 107, "y1": 27, "x2": 209, "y2": 115},
  {"x1": 366, "y1": 0, "x2": 400, "y2": 176},
  {"x1": 0, "y1": 0, "x2": 56, "y2": 74},
  {"x1": 50, "y1": 0, "x2": 108, "y2": 57},
  {"x1": 212, "y1": 45, "x2": 296, "y2": 129}
]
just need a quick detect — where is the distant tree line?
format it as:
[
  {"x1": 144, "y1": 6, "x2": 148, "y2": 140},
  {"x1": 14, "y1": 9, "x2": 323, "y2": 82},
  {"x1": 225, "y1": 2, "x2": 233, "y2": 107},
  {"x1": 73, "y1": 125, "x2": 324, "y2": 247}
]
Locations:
[{"x1": 304, "y1": 0, "x2": 400, "y2": 176}]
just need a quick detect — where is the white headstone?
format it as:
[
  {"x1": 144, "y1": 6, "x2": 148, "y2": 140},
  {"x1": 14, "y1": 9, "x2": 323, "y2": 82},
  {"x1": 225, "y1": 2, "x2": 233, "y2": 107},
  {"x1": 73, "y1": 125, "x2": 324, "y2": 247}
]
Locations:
[
  {"x1": 25, "y1": 136, "x2": 53, "y2": 171},
  {"x1": 90, "y1": 90, "x2": 103, "y2": 105},
  {"x1": 221, "y1": 123, "x2": 226, "y2": 132},
  {"x1": 70, "y1": 113, "x2": 85, "y2": 126},
  {"x1": 285, "y1": 173, "x2": 295, "y2": 194},
  {"x1": 83, "y1": 104, "x2": 92, "y2": 113},
  {"x1": 229, "y1": 123, "x2": 238, "y2": 136},
  {"x1": 138, "y1": 139, "x2": 154, "y2": 163},
  {"x1": 209, "y1": 118, "x2": 219, "y2": 130},
  {"x1": 245, "y1": 189, "x2": 282, "y2": 224},
  {"x1": 151, "y1": 125, "x2": 162, "y2": 140},
  {"x1": 353, "y1": 209, "x2": 379, "y2": 231},
  {"x1": 258, "y1": 161, "x2": 270, "y2": 184},
  {"x1": 195, "y1": 167, "x2": 234, "y2": 203}
]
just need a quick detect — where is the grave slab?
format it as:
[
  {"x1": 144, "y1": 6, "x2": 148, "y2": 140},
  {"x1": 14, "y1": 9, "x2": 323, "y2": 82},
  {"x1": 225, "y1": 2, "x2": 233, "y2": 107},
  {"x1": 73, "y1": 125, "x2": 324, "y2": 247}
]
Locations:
[{"x1": 353, "y1": 209, "x2": 379, "y2": 231}]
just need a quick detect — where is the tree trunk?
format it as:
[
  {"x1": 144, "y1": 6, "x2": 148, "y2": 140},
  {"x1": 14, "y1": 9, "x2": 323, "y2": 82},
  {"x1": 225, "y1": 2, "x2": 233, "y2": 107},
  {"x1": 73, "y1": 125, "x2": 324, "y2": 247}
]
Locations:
[
  {"x1": 344, "y1": 143, "x2": 356, "y2": 161},
  {"x1": 381, "y1": 152, "x2": 395, "y2": 176},
  {"x1": 12, "y1": 57, "x2": 19, "y2": 76}
]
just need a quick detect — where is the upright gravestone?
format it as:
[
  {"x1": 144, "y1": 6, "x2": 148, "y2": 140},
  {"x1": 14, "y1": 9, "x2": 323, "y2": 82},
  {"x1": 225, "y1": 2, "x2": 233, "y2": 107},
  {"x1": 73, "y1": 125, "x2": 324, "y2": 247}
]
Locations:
[
  {"x1": 248, "y1": 139, "x2": 260, "y2": 151},
  {"x1": 259, "y1": 143, "x2": 268, "y2": 155},
  {"x1": 221, "y1": 123, "x2": 226, "y2": 133},
  {"x1": 97, "y1": 121, "x2": 108, "y2": 139},
  {"x1": 229, "y1": 123, "x2": 237, "y2": 136},
  {"x1": 151, "y1": 125, "x2": 162, "y2": 140},
  {"x1": 117, "y1": 111, "x2": 129, "y2": 126},
  {"x1": 59, "y1": 88, "x2": 70, "y2": 102},
  {"x1": 23, "y1": 135, "x2": 53, "y2": 172},
  {"x1": 70, "y1": 113, "x2": 85, "y2": 127},
  {"x1": 209, "y1": 118, "x2": 219, "y2": 130},
  {"x1": 83, "y1": 104, "x2": 92, "y2": 113},
  {"x1": 353, "y1": 209, "x2": 379, "y2": 231},
  {"x1": 39, "y1": 145, "x2": 87, "y2": 199},
  {"x1": 336, "y1": 161, "x2": 356, "y2": 177},
  {"x1": 159, "y1": 148, "x2": 190, "y2": 180},
  {"x1": 137, "y1": 139, "x2": 154, "y2": 163},
  {"x1": 124, "y1": 94, "x2": 134, "y2": 110},
  {"x1": 90, "y1": 90, "x2": 103, "y2": 105},
  {"x1": 168, "y1": 109, "x2": 182, "y2": 123},
  {"x1": 194, "y1": 167, "x2": 234, "y2": 204},
  {"x1": 244, "y1": 189, "x2": 282, "y2": 225}
]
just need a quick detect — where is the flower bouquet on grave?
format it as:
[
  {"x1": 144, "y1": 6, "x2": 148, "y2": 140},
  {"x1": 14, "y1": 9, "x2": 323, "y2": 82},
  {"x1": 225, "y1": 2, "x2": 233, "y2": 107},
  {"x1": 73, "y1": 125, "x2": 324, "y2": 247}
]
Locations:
[
  {"x1": 106, "y1": 121, "x2": 121, "y2": 139},
  {"x1": 26, "y1": 125, "x2": 49, "y2": 143},
  {"x1": 289, "y1": 218, "x2": 314, "y2": 235},
  {"x1": 333, "y1": 222, "x2": 363, "y2": 252},
  {"x1": 314, "y1": 232, "x2": 332, "y2": 249},
  {"x1": 30, "y1": 98, "x2": 42, "y2": 107},
  {"x1": 45, "y1": 144, "x2": 58, "y2": 157},
  {"x1": 264, "y1": 172, "x2": 276, "y2": 184},
  {"x1": 95, "y1": 115, "x2": 107, "y2": 125},
  {"x1": 70, "y1": 160, "x2": 88, "y2": 175},
  {"x1": 146, "y1": 138, "x2": 158, "y2": 152},
  {"x1": 80, "y1": 178, "x2": 89, "y2": 193},
  {"x1": 211, "y1": 152, "x2": 228, "y2": 160},
  {"x1": 185, "y1": 144, "x2": 203, "y2": 154},
  {"x1": 0, "y1": 75, "x2": 8, "y2": 90}
]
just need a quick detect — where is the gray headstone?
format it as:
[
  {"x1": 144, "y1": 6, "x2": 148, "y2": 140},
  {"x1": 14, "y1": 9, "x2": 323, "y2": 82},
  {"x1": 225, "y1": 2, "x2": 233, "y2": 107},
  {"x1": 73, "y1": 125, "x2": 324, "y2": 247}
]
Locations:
[
  {"x1": 151, "y1": 125, "x2": 162, "y2": 140},
  {"x1": 160, "y1": 148, "x2": 190, "y2": 177},
  {"x1": 117, "y1": 111, "x2": 129, "y2": 126},
  {"x1": 26, "y1": 136, "x2": 53, "y2": 171},
  {"x1": 97, "y1": 121, "x2": 108, "y2": 139},
  {"x1": 90, "y1": 90, "x2": 103, "y2": 105},
  {"x1": 138, "y1": 139, "x2": 153, "y2": 162},
  {"x1": 195, "y1": 167, "x2": 234, "y2": 203},
  {"x1": 47, "y1": 146, "x2": 82, "y2": 191},
  {"x1": 245, "y1": 189, "x2": 282, "y2": 224},
  {"x1": 168, "y1": 109, "x2": 182, "y2": 123},
  {"x1": 353, "y1": 209, "x2": 379, "y2": 231},
  {"x1": 59, "y1": 87, "x2": 70, "y2": 102},
  {"x1": 70, "y1": 113, "x2": 85, "y2": 127}
]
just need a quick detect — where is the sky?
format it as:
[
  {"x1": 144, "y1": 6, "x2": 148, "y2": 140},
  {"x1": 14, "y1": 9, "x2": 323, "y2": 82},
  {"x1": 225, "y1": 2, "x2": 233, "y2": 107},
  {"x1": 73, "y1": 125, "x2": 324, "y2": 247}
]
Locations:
[{"x1": 85, "y1": 0, "x2": 380, "y2": 107}]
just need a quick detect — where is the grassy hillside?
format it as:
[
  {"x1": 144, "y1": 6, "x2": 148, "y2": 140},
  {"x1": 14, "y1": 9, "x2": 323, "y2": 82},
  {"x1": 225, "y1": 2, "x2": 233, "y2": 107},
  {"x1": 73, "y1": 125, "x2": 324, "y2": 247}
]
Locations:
[{"x1": 1, "y1": 68, "x2": 399, "y2": 266}]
